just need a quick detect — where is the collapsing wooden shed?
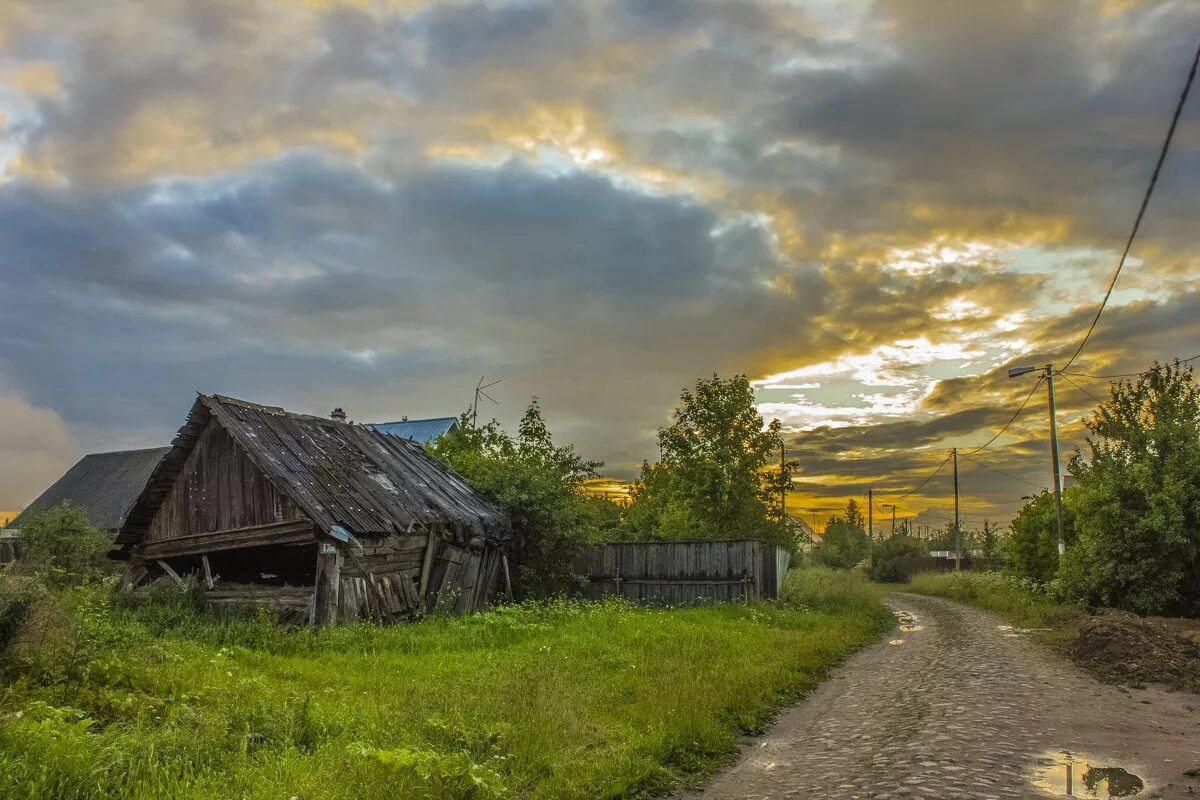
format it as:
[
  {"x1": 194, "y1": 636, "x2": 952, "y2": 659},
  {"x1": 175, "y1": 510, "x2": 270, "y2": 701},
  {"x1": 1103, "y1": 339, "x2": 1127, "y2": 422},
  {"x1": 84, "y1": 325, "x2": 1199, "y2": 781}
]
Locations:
[{"x1": 113, "y1": 395, "x2": 510, "y2": 624}]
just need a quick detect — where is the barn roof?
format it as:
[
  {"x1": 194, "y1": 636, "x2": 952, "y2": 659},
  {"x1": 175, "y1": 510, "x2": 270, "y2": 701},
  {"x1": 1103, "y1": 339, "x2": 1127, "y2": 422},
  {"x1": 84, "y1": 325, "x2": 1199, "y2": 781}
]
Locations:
[
  {"x1": 13, "y1": 447, "x2": 170, "y2": 532},
  {"x1": 116, "y1": 395, "x2": 508, "y2": 552},
  {"x1": 365, "y1": 416, "x2": 458, "y2": 446}
]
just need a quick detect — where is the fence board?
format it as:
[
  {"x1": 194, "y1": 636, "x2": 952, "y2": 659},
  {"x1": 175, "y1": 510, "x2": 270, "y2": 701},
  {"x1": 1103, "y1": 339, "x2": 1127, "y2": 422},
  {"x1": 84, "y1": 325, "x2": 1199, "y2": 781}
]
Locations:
[{"x1": 581, "y1": 540, "x2": 789, "y2": 606}]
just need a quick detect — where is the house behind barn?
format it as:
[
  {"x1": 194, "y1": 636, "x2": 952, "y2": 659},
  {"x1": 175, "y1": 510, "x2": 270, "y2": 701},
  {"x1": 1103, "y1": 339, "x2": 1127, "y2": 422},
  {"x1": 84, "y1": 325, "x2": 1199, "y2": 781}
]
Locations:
[
  {"x1": 2, "y1": 446, "x2": 170, "y2": 563},
  {"x1": 113, "y1": 394, "x2": 510, "y2": 625}
]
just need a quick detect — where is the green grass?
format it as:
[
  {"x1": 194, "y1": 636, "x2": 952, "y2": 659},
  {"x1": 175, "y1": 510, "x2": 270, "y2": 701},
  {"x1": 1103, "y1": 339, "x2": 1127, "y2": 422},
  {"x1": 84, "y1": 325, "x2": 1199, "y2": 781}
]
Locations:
[
  {"x1": 904, "y1": 571, "x2": 1084, "y2": 632},
  {"x1": 0, "y1": 568, "x2": 889, "y2": 799}
]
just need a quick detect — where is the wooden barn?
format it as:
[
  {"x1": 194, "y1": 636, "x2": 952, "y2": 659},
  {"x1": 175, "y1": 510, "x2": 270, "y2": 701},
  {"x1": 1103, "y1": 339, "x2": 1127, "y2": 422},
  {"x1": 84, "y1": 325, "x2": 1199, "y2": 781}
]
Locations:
[{"x1": 113, "y1": 394, "x2": 510, "y2": 625}]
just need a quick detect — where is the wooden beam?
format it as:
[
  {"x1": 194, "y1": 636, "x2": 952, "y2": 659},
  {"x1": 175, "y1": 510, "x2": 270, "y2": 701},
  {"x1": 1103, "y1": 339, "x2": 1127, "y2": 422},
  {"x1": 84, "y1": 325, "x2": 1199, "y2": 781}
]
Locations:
[
  {"x1": 135, "y1": 520, "x2": 317, "y2": 560},
  {"x1": 501, "y1": 554, "x2": 513, "y2": 602},
  {"x1": 343, "y1": 545, "x2": 391, "y2": 619},
  {"x1": 417, "y1": 528, "x2": 439, "y2": 612},
  {"x1": 156, "y1": 559, "x2": 186, "y2": 588},
  {"x1": 201, "y1": 555, "x2": 214, "y2": 590},
  {"x1": 312, "y1": 541, "x2": 342, "y2": 627}
]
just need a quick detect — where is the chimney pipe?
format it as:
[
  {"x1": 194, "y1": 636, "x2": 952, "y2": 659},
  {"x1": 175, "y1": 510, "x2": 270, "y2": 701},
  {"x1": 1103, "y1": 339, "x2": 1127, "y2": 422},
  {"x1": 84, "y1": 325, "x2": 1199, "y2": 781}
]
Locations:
[{"x1": 330, "y1": 407, "x2": 347, "y2": 423}]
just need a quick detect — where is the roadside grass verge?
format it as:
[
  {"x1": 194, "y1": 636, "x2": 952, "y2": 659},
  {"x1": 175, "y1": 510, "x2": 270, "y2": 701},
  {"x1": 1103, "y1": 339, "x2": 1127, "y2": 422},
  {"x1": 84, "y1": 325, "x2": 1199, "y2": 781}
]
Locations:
[
  {"x1": 0, "y1": 567, "x2": 890, "y2": 800},
  {"x1": 903, "y1": 571, "x2": 1083, "y2": 636}
]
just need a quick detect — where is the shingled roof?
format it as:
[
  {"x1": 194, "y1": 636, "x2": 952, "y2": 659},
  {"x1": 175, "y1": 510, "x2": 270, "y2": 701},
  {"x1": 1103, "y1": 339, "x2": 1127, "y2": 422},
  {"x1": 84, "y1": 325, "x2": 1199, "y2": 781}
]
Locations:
[
  {"x1": 116, "y1": 395, "x2": 508, "y2": 551},
  {"x1": 13, "y1": 447, "x2": 170, "y2": 532}
]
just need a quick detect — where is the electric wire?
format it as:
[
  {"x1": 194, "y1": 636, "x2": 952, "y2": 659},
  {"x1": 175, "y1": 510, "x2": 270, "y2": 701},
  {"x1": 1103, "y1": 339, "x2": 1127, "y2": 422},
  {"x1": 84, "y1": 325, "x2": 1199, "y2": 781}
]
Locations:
[
  {"x1": 1061, "y1": 353, "x2": 1200, "y2": 381},
  {"x1": 876, "y1": 451, "x2": 952, "y2": 502},
  {"x1": 1058, "y1": 373, "x2": 1105, "y2": 405},
  {"x1": 962, "y1": 376, "x2": 1044, "y2": 456},
  {"x1": 1061, "y1": 39, "x2": 1200, "y2": 372},
  {"x1": 959, "y1": 453, "x2": 1048, "y2": 490}
]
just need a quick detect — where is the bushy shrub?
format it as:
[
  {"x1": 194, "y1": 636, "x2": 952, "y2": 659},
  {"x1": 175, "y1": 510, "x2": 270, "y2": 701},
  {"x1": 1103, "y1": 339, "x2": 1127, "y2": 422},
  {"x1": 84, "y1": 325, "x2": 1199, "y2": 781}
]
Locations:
[
  {"x1": 867, "y1": 537, "x2": 927, "y2": 582},
  {"x1": 779, "y1": 566, "x2": 885, "y2": 617},
  {"x1": 10, "y1": 506, "x2": 115, "y2": 586},
  {"x1": 429, "y1": 400, "x2": 611, "y2": 599}
]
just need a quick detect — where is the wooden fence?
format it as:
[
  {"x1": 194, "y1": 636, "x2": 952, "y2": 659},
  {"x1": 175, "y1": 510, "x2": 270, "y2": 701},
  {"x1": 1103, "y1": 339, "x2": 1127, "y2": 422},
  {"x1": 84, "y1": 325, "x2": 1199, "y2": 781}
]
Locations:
[{"x1": 580, "y1": 539, "x2": 790, "y2": 606}]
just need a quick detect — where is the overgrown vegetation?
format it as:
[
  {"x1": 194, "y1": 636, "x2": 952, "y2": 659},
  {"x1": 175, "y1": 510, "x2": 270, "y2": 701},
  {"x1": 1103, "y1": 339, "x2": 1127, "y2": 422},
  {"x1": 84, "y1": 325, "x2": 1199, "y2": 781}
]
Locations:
[
  {"x1": 429, "y1": 400, "x2": 616, "y2": 598},
  {"x1": 0, "y1": 568, "x2": 889, "y2": 799},
  {"x1": 621, "y1": 375, "x2": 795, "y2": 548},
  {"x1": 5, "y1": 505, "x2": 115, "y2": 586},
  {"x1": 811, "y1": 500, "x2": 868, "y2": 570},
  {"x1": 905, "y1": 571, "x2": 1082, "y2": 630},
  {"x1": 1060, "y1": 362, "x2": 1200, "y2": 616}
]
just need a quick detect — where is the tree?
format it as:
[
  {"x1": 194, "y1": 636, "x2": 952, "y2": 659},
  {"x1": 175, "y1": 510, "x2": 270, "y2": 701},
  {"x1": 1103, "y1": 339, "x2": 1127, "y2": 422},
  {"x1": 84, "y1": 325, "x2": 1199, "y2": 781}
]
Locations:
[
  {"x1": 1005, "y1": 491, "x2": 1072, "y2": 583},
  {"x1": 623, "y1": 374, "x2": 795, "y2": 547},
  {"x1": 429, "y1": 399, "x2": 608, "y2": 599},
  {"x1": 976, "y1": 518, "x2": 1007, "y2": 561},
  {"x1": 12, "y1": 505, "x2": 114, "y2": 586},
  {"x1": 1059, "y1": 362, "x2": 1200, "y2": 615},
  {"x1": 812, "y1": 500, "x2": 869, "y2": 570}
]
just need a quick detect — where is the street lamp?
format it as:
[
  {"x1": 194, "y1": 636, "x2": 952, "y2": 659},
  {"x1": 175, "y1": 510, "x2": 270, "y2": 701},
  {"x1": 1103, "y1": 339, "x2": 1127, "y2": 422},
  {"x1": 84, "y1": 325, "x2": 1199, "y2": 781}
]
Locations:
[{"x1": 1009, "y1": 364, "x2": 1066, "y2": 557}]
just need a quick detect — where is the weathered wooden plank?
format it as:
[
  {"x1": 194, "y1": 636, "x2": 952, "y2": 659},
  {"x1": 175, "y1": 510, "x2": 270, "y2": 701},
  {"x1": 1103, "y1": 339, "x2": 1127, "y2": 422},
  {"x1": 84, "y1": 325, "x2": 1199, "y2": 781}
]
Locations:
[
  {"x1": 137, "y1": 520, "x2": 316, "y2": 559},
  {"x1": 312, "y1": 541, "x2": 341, "y2": 626},
  {"x1": 201, "y1": 555, "x2": 214, "y2": 589}
]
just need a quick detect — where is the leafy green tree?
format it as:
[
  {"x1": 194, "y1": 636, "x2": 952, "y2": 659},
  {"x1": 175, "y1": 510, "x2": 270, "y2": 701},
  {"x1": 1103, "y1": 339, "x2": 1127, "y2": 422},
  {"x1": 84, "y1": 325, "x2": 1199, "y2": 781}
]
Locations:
[
  {"x1": 976, "y1": 518, "x2": 1007, "y2": 561},
  {"x1": 12, "y1": 505, "x2": 114, "y2": 586},
  {"x1": 867, "y1": 535, "x2": 927, "y2": 582},
  {"x1": 1005, "y1": 491, "x2": 1072, "y2": 583},
  {"x1": 429, "y1": 399, "x2": 607, "y2": 599},
  {"x1": 812, "y1": 501, "x2": 869, "y2": 569},
  {"x1": 1059, "y1": 362, "x2": 1200, "y2": 615},
  {"x1": 623, "y1": 374, "x2": 795, "y2": 547}
]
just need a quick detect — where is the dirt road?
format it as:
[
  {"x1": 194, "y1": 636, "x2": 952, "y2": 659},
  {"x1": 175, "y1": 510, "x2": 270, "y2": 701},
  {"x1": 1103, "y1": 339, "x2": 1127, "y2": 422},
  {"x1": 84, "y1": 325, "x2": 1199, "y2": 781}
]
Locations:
[{"x1": 694, "y1": 594, "x2": 1200, "y2": 799}]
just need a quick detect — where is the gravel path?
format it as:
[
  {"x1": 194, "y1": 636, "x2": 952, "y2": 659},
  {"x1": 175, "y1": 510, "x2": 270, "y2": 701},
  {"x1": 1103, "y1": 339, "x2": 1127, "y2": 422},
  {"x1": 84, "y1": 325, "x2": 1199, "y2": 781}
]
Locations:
[{"x1": 694, "y1": 594, "x2": 1200, "y2": 800}]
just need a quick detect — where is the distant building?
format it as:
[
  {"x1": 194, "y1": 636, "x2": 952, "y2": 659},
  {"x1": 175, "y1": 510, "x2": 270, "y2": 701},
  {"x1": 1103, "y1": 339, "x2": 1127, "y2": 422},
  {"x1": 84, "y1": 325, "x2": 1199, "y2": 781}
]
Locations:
[
  {"x1": 9, "y1": 447, "x2": 171, "y2": 533},
  {"x1": 365, "y1": 416, "x2": 459, "y2": 446}
]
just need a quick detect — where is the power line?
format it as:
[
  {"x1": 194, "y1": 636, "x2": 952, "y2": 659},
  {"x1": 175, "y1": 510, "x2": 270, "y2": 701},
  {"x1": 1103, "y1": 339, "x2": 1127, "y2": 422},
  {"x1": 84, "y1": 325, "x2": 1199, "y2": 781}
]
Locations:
[
  {"x1": 963, "y1": 376, "x2": 1044, "y2": 456},
  {"x1": 877, "y1": 451, "x2": 952, "y2": 502},
  {"x1": 959, "y1": 453, "x2": 1048, "y2": 490},
  {"x1": 1061, "y1": 39, "x2": 1200, "y2": 372},
  {"x1": 1058, "y1": 373, "x2": 1105, "y2": 405},
  {"x1": 1062, "y1": 353, "x2": 1200, "y2": 381}
]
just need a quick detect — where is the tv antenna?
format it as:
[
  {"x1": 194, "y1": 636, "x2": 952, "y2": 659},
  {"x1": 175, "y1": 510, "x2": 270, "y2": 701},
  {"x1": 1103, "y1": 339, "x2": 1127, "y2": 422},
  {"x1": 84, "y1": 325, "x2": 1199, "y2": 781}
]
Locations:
[{"x1": 472, "y1": 376, "x2": 501, "y2": 428}]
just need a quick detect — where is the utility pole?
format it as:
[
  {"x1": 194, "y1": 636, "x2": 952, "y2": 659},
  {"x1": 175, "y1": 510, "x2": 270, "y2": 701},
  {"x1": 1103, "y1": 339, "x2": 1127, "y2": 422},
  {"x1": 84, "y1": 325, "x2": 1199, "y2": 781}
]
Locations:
[
  {"x1": 1009, "y1": 364, "x2": 1068, "y2": 559},
  {"x1": 952, "y1": 447, "x2": 961, "y2": 571},
  {"x1": 890, "y1": 505, "x2": 896, "y2": 536},
  {"x1": 1045, "y1": 365, "x2": 1066, "y2": 557},
  {"x1": 867, "y1": 489, "x2": 874, "y2": 567}
]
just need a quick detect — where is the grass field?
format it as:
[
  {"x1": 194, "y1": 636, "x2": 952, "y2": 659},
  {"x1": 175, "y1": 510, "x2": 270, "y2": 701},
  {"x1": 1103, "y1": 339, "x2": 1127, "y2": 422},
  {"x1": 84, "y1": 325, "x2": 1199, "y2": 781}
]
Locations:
[{"x1": 0, "y1": 567, "x2": 890, "y2": 800}]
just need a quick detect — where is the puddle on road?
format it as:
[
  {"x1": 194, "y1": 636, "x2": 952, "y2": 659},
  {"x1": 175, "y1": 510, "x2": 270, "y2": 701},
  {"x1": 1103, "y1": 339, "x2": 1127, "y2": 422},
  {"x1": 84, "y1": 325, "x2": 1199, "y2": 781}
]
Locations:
[
  {"x1": 894, "y1": 610, "x2": 923, "y2": 632},
  {"x1": 998, "y1": 624, "x2": 1053, "y2": 638},
  {"x1": 1032, "y1": 751, "x2": 1146, "y2": 798},
  {"x1": 887, "y1": 639, "x2": 904, "y2": 646}
]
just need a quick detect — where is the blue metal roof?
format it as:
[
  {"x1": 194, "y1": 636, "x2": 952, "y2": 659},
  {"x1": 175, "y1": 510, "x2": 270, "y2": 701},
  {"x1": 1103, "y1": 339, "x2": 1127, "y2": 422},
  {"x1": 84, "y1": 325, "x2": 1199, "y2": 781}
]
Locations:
[{"x1": 365, "y1": 416, "x2": 458, "y2": 446}]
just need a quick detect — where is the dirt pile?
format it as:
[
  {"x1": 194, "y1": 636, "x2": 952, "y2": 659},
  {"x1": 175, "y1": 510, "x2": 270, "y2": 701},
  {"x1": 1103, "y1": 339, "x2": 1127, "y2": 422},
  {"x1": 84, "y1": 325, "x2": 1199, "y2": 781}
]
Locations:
[{"x1": 1071, "y1": 609, "x2": 1200, "y2": 692}]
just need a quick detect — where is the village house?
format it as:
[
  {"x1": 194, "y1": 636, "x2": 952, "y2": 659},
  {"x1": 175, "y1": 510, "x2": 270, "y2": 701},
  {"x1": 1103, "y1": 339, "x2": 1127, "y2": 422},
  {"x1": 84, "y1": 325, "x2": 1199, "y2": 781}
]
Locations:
[
  {"x1": 113, "y1": 394, "x2": 510, "y2": 625},
  {"x1": 1, "y1": 446, "x2": 171, "y2": 563}
]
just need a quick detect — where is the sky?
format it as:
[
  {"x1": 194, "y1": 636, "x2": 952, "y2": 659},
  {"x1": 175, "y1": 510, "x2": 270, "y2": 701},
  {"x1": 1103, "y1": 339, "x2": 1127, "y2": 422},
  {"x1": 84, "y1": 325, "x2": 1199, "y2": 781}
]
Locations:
[{"x1": 1, "y1": 0, "x2": 1198, "y2": 533}]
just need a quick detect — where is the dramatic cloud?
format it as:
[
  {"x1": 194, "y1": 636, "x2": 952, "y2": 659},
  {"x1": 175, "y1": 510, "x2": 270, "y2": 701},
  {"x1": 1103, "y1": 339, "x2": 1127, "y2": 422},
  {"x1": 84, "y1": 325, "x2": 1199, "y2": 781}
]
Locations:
[{"x1": 0, "y1": 0, "x2": 1197, "y2": 524}]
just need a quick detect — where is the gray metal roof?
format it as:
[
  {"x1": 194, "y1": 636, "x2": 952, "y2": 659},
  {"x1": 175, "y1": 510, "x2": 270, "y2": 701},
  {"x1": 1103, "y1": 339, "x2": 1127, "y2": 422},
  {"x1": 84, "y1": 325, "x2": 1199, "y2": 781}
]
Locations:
[
  {"x1": 365, "y1": 417, "x2": 458, "y2": 446},
  {"x1": 117, "y1": 395, "x2": 507, "y2": 552},
  {"x1": 13, "y1": 447, "x2": 171, "y2": 532}
]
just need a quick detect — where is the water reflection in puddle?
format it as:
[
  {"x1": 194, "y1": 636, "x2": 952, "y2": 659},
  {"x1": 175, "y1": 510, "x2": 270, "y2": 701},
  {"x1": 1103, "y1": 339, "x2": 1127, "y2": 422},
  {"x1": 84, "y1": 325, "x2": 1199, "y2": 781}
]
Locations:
[
  {"x1": 998, "y1": 624, "x2": 1053, "y2": 638},
  {"x1": 894, "y1": 610, "x2": 923, "y2": 632},
  {"x1": 1032, "y1": 751, "x2": 1145, "y2": 798},
  {"x1": 887, "y1": 639, "x2": 904, "y2": 646}
]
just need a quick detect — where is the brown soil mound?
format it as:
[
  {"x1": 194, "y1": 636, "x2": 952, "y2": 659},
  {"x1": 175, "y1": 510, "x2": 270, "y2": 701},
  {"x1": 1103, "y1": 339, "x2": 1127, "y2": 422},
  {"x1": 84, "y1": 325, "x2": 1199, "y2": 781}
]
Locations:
[{"x1": 1071, "y1": 609, "x2": 1200, "y2": 692}]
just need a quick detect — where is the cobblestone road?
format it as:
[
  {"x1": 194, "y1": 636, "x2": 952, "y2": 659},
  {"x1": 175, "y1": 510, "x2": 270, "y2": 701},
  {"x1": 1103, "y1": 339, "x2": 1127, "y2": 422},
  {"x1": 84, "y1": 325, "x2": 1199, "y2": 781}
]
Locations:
[{"x1": 695, "y1": 594, "x2": 1200, "y2": 800}]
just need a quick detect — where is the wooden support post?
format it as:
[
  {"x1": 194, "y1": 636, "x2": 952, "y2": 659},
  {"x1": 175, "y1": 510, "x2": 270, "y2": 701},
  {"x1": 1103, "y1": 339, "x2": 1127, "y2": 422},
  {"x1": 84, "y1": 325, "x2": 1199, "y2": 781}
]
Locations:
[
  {"x1": 156, "y1": 559, "x2": 186, "y2": 588},
  {"x1": 501, "y1": 554, "x2": 513, "y2": 602},
  {"x1": 201, "y1": 555, "x2": 214, "y2": 590},
  {"x1": 118, "y1": 562, "x2": 150, "y2": 593},
  {"x1": 312, "y1": 541, "x2": 342, "y2": 627},
  {"x1": 417, "y1": 528, "x2": 439, "y2": 611}
]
